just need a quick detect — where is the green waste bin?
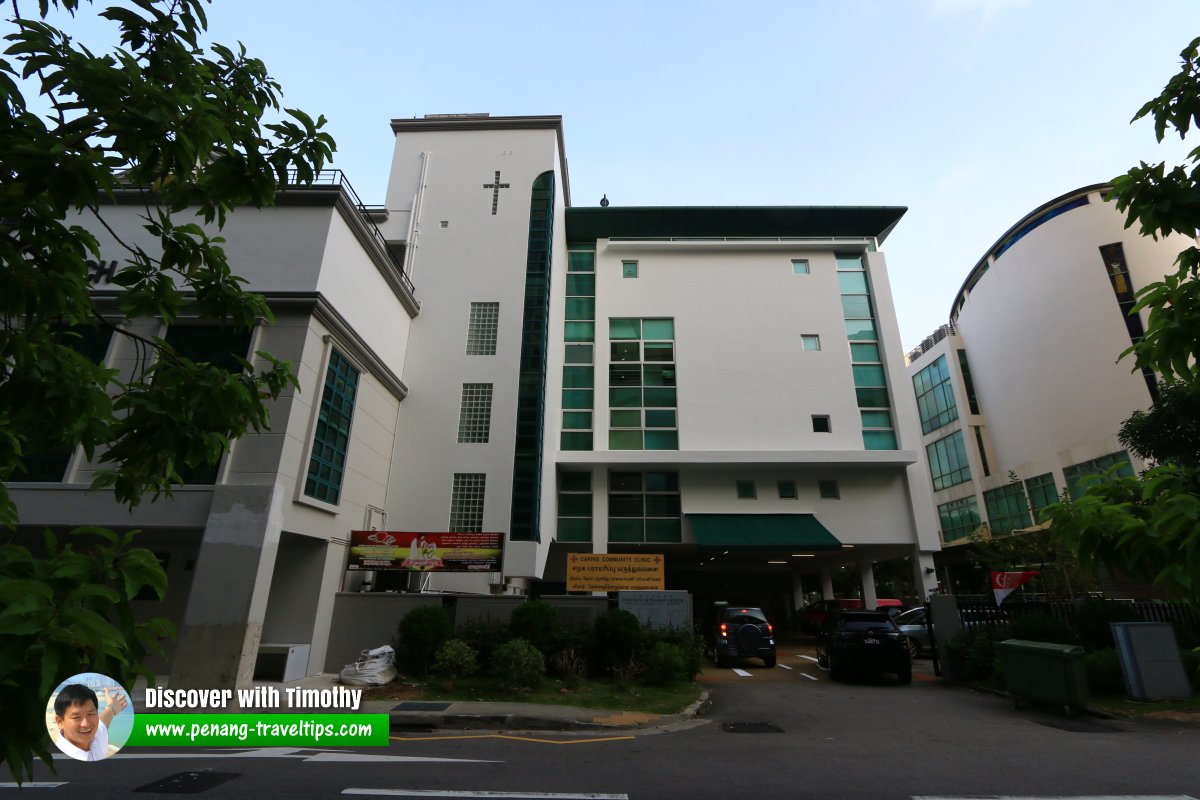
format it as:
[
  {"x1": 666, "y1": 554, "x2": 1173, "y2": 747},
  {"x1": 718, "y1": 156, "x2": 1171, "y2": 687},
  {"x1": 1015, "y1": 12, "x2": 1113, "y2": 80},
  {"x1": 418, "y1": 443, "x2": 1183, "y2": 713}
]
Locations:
[{"x1": 996, "y1": 639, "x2": 1089, "y2": 711}]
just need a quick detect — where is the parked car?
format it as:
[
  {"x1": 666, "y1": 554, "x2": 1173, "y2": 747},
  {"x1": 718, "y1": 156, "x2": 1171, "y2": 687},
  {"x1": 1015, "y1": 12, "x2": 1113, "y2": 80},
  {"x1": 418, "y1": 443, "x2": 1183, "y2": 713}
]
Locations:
[
  {"x1": 893, "y1": 606, "x2": 931, "y2": 656},
  {"x1": 816, "y1": 610, "x2": 912, "y2": 684},
  {"x1": 711, "y1": 605, "x2": 777, "y2": 668},
  {"x1": 801, "y1": 598, "x2": 903, "y2": 632}
]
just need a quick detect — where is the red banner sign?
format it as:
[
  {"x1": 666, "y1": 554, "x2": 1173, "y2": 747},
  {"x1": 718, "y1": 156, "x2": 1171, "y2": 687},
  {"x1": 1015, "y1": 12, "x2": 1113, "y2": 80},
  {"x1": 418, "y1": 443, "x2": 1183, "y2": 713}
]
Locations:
[{"x1": 348, "y1": 531, "x2": 503, "y2": 572}]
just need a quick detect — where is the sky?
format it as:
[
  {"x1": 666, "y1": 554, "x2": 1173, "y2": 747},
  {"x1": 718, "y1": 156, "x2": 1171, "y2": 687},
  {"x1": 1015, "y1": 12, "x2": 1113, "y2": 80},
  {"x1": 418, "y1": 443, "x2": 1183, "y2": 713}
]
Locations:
[{"x1": 28, "y1": 0, "x2": 1200, "y2": 349}]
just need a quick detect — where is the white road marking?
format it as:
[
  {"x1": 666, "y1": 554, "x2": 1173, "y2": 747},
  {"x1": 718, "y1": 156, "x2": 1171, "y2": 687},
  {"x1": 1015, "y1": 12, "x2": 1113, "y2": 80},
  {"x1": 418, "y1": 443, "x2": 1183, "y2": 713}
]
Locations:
[
  {"x1": 732, "y1": 668, "x2": 753, "y2": 677},
  {"x1": 0, "y1": 783, "x2": 67, "y2": 789},
  {"x1": 798, "y1": 654, "x2": 819, "y2": 662},
  {"x1": 798, "y1": 672, "x2": 818, "y2": 681},
  {"x1": 343, "y1": 791, "x2": 629, "y2": 799},
  {"x1": 913, "y1": 796, "x2": 1198, "y2": 800},
  {"x1": 777, "y1": 663, "x2": 794, "y2": 670},
  {"x1": 101, "y1": 748, "x2": 493, "y2": 764}
]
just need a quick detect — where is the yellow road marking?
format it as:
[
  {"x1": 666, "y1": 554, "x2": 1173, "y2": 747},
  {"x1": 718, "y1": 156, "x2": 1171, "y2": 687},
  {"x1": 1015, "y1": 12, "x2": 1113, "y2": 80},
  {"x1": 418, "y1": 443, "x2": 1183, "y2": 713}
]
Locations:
[{"x1": 390, "y1": 734, "x2": 635, "y2": 745}]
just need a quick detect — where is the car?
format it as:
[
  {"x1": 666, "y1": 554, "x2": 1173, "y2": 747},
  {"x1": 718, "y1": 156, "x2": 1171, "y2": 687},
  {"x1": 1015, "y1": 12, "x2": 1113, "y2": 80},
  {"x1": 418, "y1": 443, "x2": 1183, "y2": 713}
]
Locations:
[
  {"x1": 711, "y1": 604, "x2": 776, "y2": 668},
  {"x1": 815, "y1": 610, "x2": 912, "y2": 684},
  {"x1": 893, "y1": 606, "x2": 931, "y2": 656},
  {"x1": 800, "y1": 598, "x2": 904, "y2": 632}
]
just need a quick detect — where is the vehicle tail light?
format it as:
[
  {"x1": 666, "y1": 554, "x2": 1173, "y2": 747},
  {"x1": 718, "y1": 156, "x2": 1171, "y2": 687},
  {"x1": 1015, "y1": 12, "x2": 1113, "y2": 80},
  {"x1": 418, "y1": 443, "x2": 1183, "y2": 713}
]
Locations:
[
  {"x1": 719, "y1": 623, "x2": 727, "y2": 634},
  {"x1": 767, "y1": 623, "x2": 773, "y2": 634}
]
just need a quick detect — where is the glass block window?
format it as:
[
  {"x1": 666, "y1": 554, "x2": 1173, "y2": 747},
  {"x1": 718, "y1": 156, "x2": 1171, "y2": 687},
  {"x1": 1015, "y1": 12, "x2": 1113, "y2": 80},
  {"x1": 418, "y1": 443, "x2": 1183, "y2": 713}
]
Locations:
[
  {"x1": 778, "y1": 480, "x2": 797, "y2": 499},
  {"x1": 801, "y1": 334, "x2": 820, "y2": 351},
  {"x1": 1025, "y1": 473, "x2": 1059, "y2": 522},
  {"x1": 450, "y1": 473, "x2": 486, "y2": 532},
  {"x1": 984, "y1": 483, "x2": 1032, "y2": 535},
  {"x1": 926, "y1": 430, "x2": 971, "y2": 491},
  {"x1": 838, "y1": 254, "x2": 896, "y2": 450},
  {"x1": 457, "y1": 383, "x2": 493, "y2": 443},
  {"x1": 562, "y1": 249, "x2": 595, "y2": 451},
  {"x1": 608, "y1": 471, "x2": 681, "y2": 543},
  {"x1": 912, "y1": 355, "x2": 959, "y2": 434},
  {"x1": 304, "y1": 348, "x2": 360, "y2": 505},
  {"x1": 608, "y1": 318, "x2": 678, "y2": 450},
  {"x1": 736, "y1": 480, "x2": 757, "y2": 499},
  {"x1": 466, "y1": 302, "x2": 500, "y2": 355},
  {"x1": 791, "y1": 259, "x2": 810, "y2": 275},
  {"x1": 818, "y1": 480, "x2": 840, "y2": 499},
  {"x1": 938, "y1": 495, "x2": 981, "y2": 544},
  {"x1": 1064, "y1": 451, "x2": 1135, "y2": 499},
  {"x1": 557, "y1": 471, "x2": 592, "y2": 542}
]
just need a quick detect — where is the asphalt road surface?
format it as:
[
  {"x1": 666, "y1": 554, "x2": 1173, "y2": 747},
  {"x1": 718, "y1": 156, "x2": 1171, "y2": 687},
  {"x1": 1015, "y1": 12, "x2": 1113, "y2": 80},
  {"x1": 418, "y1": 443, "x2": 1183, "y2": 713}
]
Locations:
[{"x1": 11, "y1": 652, "x2": 1200, "y2": 799}]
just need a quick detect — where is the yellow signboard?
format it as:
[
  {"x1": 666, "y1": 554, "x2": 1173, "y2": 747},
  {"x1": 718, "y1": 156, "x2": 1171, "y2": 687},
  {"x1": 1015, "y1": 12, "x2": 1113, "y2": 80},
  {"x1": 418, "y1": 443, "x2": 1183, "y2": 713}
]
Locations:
[{"x1": 566, "y1": 553, "x2": 665, "y2": 592}]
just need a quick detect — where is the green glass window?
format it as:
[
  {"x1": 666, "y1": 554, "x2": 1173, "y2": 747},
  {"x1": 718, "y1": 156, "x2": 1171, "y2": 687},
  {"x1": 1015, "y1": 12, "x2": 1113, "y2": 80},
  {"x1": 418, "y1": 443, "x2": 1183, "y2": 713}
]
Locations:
[
  {"x1": 644, "y1": 430, "x2": 679, "y2": 450},
  {"x1": 607, "y1": 470, "x2": 681, "y2": 543},
  {"x1": 644, "y1": 471, "x2": 678, "y2": 491},
  {"x1": 304, "y1": 348, "x2": 359, "y2": 505},
  {"x1": 938, "y1": 495, "x2": 981, "y2": 543},
  {"x1": 855, "y1": 387, "x2": 890, "y2": 408},
  {"x1": 643, "y1": 388, "x2": 677, "y2": 407},
  {"x1": 1025, "y1": 473, "x2": 1058, "y2": 522},
  {"x1": 645, "y1": 409, "x2": 676, "y2": 427},
  {"x1": 791, "y1": 259, "x2": 810, "y2": 275},
  {"x1": 560, "y1": 472, "x2": 591, "y2": 491},
  {"x1": 565, "y1": 297, "x2": 595, "y2": 321},
  {"x1": 860, "y1": 410, "x2": 893, "y2": 428},
  {"x1": 611, "y1": 341, "x2": 640, "y2": 361},
  {"x1": 778, "y1": 481, "x2": 797, "y2": 499},
  {"x1": 557, "y1": 470, "x2": 592, "y2": 542},
  {"x1": 562, "y1": 366, "x2": 594, "y2": 388},
  {"x1": 642, "y1": 319, "x2": 674, "y2": 339},
  {"x1": 644, "y1": 342, "x2": 674, "y2": 361},
  {"x1": 1064, "y1": 451, "x2": 1135, "y2": 499},
  {"x1": 565, "y1": 322, "x2": 595, "y2": 342},
  {"x1": 565, "y1": 274, "x2": 595, "y2": 296},
  {"x1": 609, "y1": 430, "x2": 643, "y2": 450},
  {"x1": 643, "y1": 365, "x2": 675, "y2": 386},
  {"x1": 562, "y1": 389, "x2": 593, "y2": 409},
  {"x1": 562, "y1": 411, "x2": 592, "y2": 429},
  {"x1": 837, "y1": 271, "x2": 869, "y2": 294},
  {"x1": 912, "y1": 355, "x2": 959, "y2": 434},
  {"x1": 609, "y1": 318, "x2": 641, "y2": 339},
  {"x1": 853, "y1": 365, "x2": 886, "y2": 386},
  {"x1": 836, "y1": 255, "x2": 864, "y2": 271},
  {"x1": 984, "y1": 483, "x2": 1032, "y2": 535},
  {"x1": 622, "y1": 261, "x2": 639, "y2": 278},
  {"x1": 568, "y1": 251, "x2": 595, "y2": 272},
  {"x1": 736, "y1": 480, "x2": 757, "y2": 499},
  {"x1": 608, "y1": 318, "x2": 677, "y2": 451},
  {"x1": 841, "y1": 295, "x2": 873, "y2": 319},
  {"x1": 801, "y1": 335, "x2": 820, "y2": 351},
  {"x1": 926, "y1": 431, "x2": 971, "y2": 491},
  {"x1": 565, "y1": 344, "x2": 593, "y2": 363},
  {"x1": 863, "y1": 430, "x2": 898, "y2": 450},
  {"x1": 610, "y1": 410, "x2": 641, "y2": 427},
  {"x1": 850, "y1": 343, "x2": 880, "y2": 361},
  {"x1": 560, "y1": 431, "x2": 593, "y2": 451},
  {"x1": 609, "y1": 387, "x2": 642, "y2": 407},
  {"x1": 609, "y1": 365, "x2": 641, "y2": 386},
  {"x1": 845, "y1": 320, "x2": 878, "y2": 341},
  {"x1": 818, "y1": 480, "x2": 840, "y2": 499}
]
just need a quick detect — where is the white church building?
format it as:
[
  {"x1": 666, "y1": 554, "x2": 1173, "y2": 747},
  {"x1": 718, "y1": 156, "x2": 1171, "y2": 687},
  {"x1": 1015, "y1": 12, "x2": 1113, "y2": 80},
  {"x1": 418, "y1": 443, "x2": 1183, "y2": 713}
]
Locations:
[{"x1": 10, "y1": 114, "x2": 941, "y2": 687}]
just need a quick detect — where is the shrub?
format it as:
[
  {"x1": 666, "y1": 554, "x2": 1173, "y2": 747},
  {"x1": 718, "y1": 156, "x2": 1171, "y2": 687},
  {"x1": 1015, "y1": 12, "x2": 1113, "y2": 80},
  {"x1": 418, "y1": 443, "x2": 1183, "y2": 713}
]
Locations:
[
  {"x1": 643, "y1": 642, "x2": 689, "y2": 685},
  {"x1": 1009, "y1": 612, "x2": 1077, "y2": 645},
  {"x1": 1182, "y1": 647, "x2": 1200, "y2": 687},
  {"x1": 549, "y1": 647, "x2": 587, "y2": 690},
  {"x1": 642, "y1": 627, "x2": 703, "y2": 681},
  {"x1": 397, "y1": 605, "x2": 454, "y2": 676},
  {"x1": 945, "y1": 629, "x2": 1000, "y2": 683},
  {"x1": 456, "y1": 619, "x2": 511, "y2": 666},
  {"x1": 1084, "y1": 648, "x2": 1127, "y2": 696},
  {"x1": 432, "y1": 639, "x2": 479, "y2": 687},
  {"x1": 490, "y1": 637, "x2": 545, "y2": 691},
  {"x1": 1074, "y1": 600, "x2": 1143, "y2": 651},
  {"x1": 509, "y1": 601, "x2": 558, "y2": 653},
  {"x1": 547, "y1": 622, "x2": 591, "y2": 666},
  {"x1": 592, "y1": 609, "x2": 643, "y2": 672},
  {"x1": 611, "y1": 655, "x2": 644, "y2": 690}
]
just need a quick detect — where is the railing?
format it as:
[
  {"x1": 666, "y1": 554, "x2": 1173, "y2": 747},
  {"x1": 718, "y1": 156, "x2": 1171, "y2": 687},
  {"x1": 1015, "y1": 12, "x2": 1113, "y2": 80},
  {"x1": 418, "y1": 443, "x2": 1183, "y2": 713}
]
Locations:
[
  {"x1": 283, "y1": 169, "x2": 415, "y2": 297},
  {"x1": 906, "y1": 322, "x2": 956, "y2": 364},
  {"x1": 952, "y1": 596, "x2": 1200, "y2": 641}
]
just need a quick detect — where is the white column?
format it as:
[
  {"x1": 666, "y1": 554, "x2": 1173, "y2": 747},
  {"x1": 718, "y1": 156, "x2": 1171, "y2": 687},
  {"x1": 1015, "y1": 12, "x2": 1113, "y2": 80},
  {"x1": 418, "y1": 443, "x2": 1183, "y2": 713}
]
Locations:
[
  {"x1": 858, "y1": 560, "x2": 878, "y2": 609},
  {"x1": 820, "y1": 568, "x2": 834, "y2": 600},
  {"x1": 590, "y1": 466, "x2": 608, "y2": 597},
  {"x1": 911, "y1": 547, "x2": 938, "y2": 598},
  {"x1": 791, "y1": 570, "x2": 806, "y2": 614}
]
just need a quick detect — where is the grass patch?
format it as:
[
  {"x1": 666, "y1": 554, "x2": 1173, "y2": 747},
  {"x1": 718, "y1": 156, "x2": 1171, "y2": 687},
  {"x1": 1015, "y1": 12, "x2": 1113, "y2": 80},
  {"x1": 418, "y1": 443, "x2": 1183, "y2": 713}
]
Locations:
[
  {"x1": 399, "y1": 676, "x2": 702, "y2": 715},
  {"x1": 1089, "y1": 694, "x2": 1200, "y2": 718}
]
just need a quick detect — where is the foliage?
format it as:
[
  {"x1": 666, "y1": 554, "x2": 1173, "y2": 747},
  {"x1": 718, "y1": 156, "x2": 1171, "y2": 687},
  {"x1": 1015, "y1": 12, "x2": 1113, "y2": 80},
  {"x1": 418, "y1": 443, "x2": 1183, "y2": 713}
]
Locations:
[
  {"x1": 641, "y1": 627, "x2": 703, "y2": 681},
  {"x1": 963, "y1": 525, "x2": 1097, "y2": 599},
  {"x1": 508, "y1": 601, "x2": 558, "y2": 654},
  {"x1": 420, "y1": 673, "x2": 703, "y2": 714},
  {"x1": 1009, "y1": 612, "x2": 1077, "y2": 645},
  {"x1": 455, "y1": 619, "x2": 511, "y2": 667},
  {"x1": 489, "y1": 638, "x2": 545, "y2": 692},
  {"x1": 1074, "y1": 599, "x2": 1145, "y2": 652},
  {"x1": 0, "y1": 529, "x2": 171, "y2": 783},
  {"x1": 1119, "y1": 380, "x2": 1200, "y2": 469},
  {"x1": 944, "y1": 629, "x2": 1001, "y2": 683},
  {"x1": 1, "y1": 0, "x2": 333, "y2": 782},
  {"x1": 549, "y1": 647, "x2": 586, "y2": 690},
  {"x1": 610, "y1": 655, "x2": 644, "y2": 690},
  {"x1": 396, "y1": 606, "x2": 454, "y2": 676},
  {"x1": 591, "y1": 609, "x2": 642, "y2": 673},
  {"x1": 642, "y1": 642, "x2": 689, "y2": 685},
  {"x1": 1180, "y1": 647, "x2": 1199, "y2": 687},
  {"x1": 1084, "y1": 648, "x2": 1127, "y2": 696},
  {"x1": 432, "y1": 639, "x2": 478, "y2": 687}
]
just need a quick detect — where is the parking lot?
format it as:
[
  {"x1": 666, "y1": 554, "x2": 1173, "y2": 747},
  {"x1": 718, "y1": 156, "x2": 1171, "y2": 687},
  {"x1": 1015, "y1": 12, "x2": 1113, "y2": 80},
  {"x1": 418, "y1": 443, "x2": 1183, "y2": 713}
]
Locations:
[{"x1": 699, "y1": 633, "x2": 939, "y2": 683}]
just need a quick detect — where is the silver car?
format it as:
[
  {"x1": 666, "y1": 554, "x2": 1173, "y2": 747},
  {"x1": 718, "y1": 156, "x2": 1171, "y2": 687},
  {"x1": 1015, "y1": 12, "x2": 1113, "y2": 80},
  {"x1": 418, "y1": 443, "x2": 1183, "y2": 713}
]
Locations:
[{"x1": 893, "y1": 607, "x2": 931, "y2": 657}]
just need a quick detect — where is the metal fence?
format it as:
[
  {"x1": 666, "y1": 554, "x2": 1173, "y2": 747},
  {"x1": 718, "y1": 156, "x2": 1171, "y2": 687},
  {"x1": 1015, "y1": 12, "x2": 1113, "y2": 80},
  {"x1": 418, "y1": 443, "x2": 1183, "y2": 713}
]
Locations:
[{"x1": 952, "y1": 596, "x2": 1200, "y2": 642}]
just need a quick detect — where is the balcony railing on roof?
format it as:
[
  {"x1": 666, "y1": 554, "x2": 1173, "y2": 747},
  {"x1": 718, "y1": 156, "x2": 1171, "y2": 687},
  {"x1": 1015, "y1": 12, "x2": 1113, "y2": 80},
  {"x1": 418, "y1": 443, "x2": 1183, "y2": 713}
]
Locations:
[
  {"x1": 906, "y1": 322, "x2": 956, "y2": 364},
  {"x1": 284, "y1": 169, "x2": 414, "y2": 297}
]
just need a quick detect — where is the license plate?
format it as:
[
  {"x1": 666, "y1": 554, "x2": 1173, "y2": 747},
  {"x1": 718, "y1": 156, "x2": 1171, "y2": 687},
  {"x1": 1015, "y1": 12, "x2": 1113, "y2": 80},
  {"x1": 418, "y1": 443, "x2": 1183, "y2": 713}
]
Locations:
[{"x1": 865, "y1": 637, "x2": 879, "y2": 645}]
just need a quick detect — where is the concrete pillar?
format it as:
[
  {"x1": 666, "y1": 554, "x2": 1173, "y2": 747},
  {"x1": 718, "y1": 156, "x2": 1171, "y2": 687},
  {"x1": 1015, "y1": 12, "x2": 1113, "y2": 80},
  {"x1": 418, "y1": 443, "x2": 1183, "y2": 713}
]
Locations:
[
  {"x1": 590, "y1": 466, "x2": 608, "y2": 597},
  {"x1": 911, "y1": 547, "x2": 938, "y2": 599},
  {"x1": 169, "y1": 483, "x2": 284, "y2": 690},
  {"x1": 791, "y1": 570, "x2": 806, "y2": 613},
  {"x1": 820, "y1": 568, "x2": 834, "y2": 600},
  {"x1": 858, "y1": 560, "x2": 878, "y2": 609}
]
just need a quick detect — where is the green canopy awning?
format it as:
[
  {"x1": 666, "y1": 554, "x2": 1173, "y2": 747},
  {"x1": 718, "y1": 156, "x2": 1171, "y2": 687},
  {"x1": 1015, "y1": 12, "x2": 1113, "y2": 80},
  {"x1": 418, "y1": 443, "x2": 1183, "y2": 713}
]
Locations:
[{"x1": 689, "y1": 514, "x2": 842, "y2": 551}]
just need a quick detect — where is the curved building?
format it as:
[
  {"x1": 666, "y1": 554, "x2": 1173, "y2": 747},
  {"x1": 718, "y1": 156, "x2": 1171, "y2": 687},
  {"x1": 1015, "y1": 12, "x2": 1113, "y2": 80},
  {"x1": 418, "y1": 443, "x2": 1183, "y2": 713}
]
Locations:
[{"x1": 906, "y1": 184, "x2": 1194, "y2": 558}]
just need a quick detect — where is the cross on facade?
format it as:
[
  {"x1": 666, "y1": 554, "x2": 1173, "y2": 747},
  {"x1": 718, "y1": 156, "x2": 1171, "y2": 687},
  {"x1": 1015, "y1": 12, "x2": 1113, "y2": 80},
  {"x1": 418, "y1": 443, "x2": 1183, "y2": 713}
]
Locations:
[{"x1": 482, "y1": 170, "x2": 509, "y2": 215}]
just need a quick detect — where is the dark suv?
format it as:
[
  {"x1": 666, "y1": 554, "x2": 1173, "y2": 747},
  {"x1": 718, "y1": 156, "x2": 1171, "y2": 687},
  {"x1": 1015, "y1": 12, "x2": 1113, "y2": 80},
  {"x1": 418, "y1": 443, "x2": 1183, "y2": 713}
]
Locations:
[
  {"x1": 711, "y1": 605, "x2": 776, "y2": 668},
  {"x1": 816, "y1": 610, "x2": 911, "y2": 684}
]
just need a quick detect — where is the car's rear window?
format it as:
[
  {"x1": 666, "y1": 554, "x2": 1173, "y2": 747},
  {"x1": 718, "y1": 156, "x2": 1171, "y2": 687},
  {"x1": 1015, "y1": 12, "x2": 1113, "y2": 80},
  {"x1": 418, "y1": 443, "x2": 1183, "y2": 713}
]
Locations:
[
  {"x1": 723, "y1": 609, "x2": 767, "y2": 624},
  {"x1": 894, "y1": 608, "x2": 925, "y2": 625},
  {"x1": 842, "y1": 620, "x2": 897, "y2": 632}
]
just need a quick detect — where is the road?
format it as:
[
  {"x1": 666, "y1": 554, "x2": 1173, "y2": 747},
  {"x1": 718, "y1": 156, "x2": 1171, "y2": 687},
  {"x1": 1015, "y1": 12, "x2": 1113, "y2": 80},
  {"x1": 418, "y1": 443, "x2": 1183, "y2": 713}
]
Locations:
[{"x1": 11, "y1": 651, "x2": 1200, "y2": 799}]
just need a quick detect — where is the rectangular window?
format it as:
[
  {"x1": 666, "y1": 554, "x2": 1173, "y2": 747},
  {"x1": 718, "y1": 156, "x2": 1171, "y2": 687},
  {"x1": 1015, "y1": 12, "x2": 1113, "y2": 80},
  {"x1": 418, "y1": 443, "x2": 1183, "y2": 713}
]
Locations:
[
  {"x1": 791, "y1": 259, "x2": 810, "y2": 275},
  {"x1": 456, "y1": 383, "x2": 493, "y2": 443},
  {"x1": 608, "y1": 470, "x2": 681, "y2": 543},
  {"x1": 778, "y1": 480, "x2": 797, "y2": 499},
  {"x1": 926, "y1": 430, "x2": 971, "y2": 491},
  {"x1": 304, "y1": 348, "x2": 360, "y2": 505},
  {"x1": 736, "y1": 480, "x2": 757, "y2": 499},
  {"x1": 562, "y1": 250, "x2": 596, "y2": 451},
  {"x1": 801, "y1": 334, "x2": 821, "y2": 351},
  {"x1": 812, "y1": 415, "x2": 831, "y2": 433},
  {"x1": 984, "y1": 483, "x2": 1032, "y2": 535},
  {"x1": 957, "y1": 349, "x2": 980, "y2": 414},
  {"x1": 1064, "y1": 451, "x2": 1135, "y2": 499},
  {"x1": 973, "y1": 426, "x2": 991, "y2": 477},
  {"x1": 938, "y1": 495, "x2": 981, "y2": 544},
  {"x1": 1025, "y1": 473, "x2": 1058, "y2": 523},
  {"x1": 622, "y1": 260, "x2": 639, "y2": 278},
  {"x1": 466, "y1": 302, "x2": 499, "y2": 355},
  {"x1": 449, "y1": 473, "x2": 486, "y2": 532},
  {"x1": 818, "y1": 480, "x2": 840, "y2": 499},
  {"x1": 608, "y1": 318, "x2": 677, "y2": 450},
  {"x1": 557, "y1": 471, "x2": 592, "y2": 542},
  {"x1": 912, "y1": 355, "x2": 960, "y2": 434}
]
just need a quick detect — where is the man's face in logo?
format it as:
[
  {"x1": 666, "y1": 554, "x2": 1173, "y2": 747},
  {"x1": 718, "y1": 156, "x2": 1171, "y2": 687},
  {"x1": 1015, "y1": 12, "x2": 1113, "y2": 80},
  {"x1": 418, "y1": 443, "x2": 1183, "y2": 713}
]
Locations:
[{"x1": 56, "y1": 699, "x2": 99, "y2": 750}]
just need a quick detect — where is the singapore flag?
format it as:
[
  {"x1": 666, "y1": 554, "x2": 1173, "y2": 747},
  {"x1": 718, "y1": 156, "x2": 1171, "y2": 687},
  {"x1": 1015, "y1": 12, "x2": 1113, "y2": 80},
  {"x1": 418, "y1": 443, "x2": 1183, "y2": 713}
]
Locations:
[{"x1": 991, "y1": 571, "x2": 1039, "y2": 605}]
